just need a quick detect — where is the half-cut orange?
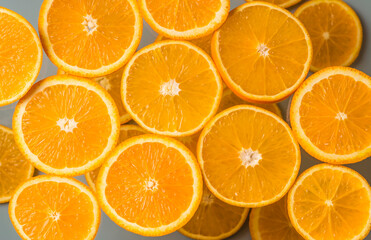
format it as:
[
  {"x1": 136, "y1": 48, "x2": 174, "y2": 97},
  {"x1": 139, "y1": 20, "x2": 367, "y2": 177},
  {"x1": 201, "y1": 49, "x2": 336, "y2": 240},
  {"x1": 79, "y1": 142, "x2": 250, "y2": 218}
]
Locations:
[{"x1": 246, "y1": 0, "x2": 302, "y2": 8}]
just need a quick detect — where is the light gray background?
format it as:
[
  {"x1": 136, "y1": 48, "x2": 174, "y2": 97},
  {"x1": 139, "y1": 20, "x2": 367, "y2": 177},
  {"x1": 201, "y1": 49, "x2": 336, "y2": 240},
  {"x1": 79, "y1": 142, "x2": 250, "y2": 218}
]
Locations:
[{"x1": 0, "y1": 0, "x2": 370, "y2": 239}]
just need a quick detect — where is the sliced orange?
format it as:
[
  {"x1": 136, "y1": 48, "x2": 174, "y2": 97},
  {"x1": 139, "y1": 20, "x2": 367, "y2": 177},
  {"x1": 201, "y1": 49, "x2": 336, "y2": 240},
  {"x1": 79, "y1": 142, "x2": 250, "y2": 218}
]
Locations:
[
  {"x1": 156, "y1": 34, "x2": 213, "y2": 56},
  {"x1": 96, "y1": 134, "x2": 202, "y2": 236},
  {"x1": 0, "y1": 7, "x2": 42, "y2": 107},
  {"x1": 249, "y1": 195, "x2": 304, "y2": 240},
  {"x1": 138, "y1": 0, "x2": 229, "y2": 40},
  {"x1": 122, "y1": 41, "x2": 223, "y2": 137},
  {"x1": 290, "y1": 67, "x2": 371, "y2": 164},
  {"x1": 288, "y1": 164, "x2": 371, "y2": 240},
  {"x1": 9, "y1": 175, "x2": 100, "y2": 240},
  {"x1": 58, "y1": 68, "x2": 131, "y2": 124},
  {"x1": 198, "y1": 105, "x2": 301, "y2": 207},
  {"x1": 295, "y1": 0, "x2": 362, "y2": 72},
  {"x1": 212, "y1": 2, "x2": 312, "y2": 103},
  {"x1": 85, "y1": 124, "x2": 147, "y2": 190},
  {"x1": 13, "y1": 75, "x2": 120, "y2": 176},
  {"x1": 39, "y1": 0, "x2": 142, "y2": 77},
  {"x1": 245, "y1": 0, "x2": 302, "y2": 8},
  {"x1": 0, "y1": 125, "x2": 34, "y2": 203}
]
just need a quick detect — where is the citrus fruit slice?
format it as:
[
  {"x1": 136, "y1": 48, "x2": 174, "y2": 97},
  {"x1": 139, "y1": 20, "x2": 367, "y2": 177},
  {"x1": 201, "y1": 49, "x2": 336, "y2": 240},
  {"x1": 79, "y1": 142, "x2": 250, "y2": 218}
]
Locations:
[
  {"x1": 249, "y1": 195, "x2": 304, "y2": 240},
  {"x1": 198, "y1": 105, "x2": 301, "y2": 207},
  {"x1": 58, "y1": 68, "x2": 131, "y2": 124},
  {"x1": 122, "y1": 41, "x2": 223, "y2": 137},
  {"x1": 288, "y1": 164, "x2": 371, "y2": 240},
  {"x1": 245, "y1": 0, "x2": 302, "y2": 8},
  {"x1": 290, "y1": 67, "x2": 371, "y2": 164},
  {"x1": 9, "y1": 175, "x2": 100, "y2": 240},
  {"x1": 0, "y1": 125, "x2": 34, "y2": 203},
  {"x1": 156, "y1": 34, "x2": 213, "y2": 55},
  {"x1": 179, "y1": 186, "x2": 249, "y2": 240},
  {"x1": 219, "y1": 89, "x2": 282, "y2": 117},
  {"x1": 0, "y1": 7, "x2": 42, "y2": 107},
  {"x1": 85, "y1": 124, "x2": 147, "y2": 190},
  {"x1": 39, "y1": 0, "x2": 142, "y2": 77},
  {"x1": 97, "y1": 134, "x2": 202, "y2": 236},
  {"x1": 138, "y1": 0, "x2": 229, "y2": 39},
  {"x1": 294, "y1": 0, "x2": 362, "y2": 72},
  {"x1": 212, "y1": 2, "x2": 312, "y2": 103},
  {"x1": 13, "y1": 75, "x2": 120, "y2": 176}
]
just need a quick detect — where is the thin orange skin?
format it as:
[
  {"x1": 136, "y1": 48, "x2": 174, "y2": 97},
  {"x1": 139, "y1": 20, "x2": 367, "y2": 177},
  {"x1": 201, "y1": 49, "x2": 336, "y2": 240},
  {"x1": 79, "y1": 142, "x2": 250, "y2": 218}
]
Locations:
[
  {"x1": 211, "y1": 2, "x2": 313, "y2": 104},
  {"x1": 245, "y1": 0, "x2": 302, "y2": 9},
  {"x1": 290, "y1": 66, "x2": 371, "y2": 164}
]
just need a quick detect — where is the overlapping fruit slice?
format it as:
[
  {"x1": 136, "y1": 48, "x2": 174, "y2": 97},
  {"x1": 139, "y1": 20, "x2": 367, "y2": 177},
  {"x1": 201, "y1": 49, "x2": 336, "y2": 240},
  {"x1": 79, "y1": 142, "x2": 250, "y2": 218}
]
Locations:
[{"x1": 246, "y1": 0, "x2": 302, "y2": 8}]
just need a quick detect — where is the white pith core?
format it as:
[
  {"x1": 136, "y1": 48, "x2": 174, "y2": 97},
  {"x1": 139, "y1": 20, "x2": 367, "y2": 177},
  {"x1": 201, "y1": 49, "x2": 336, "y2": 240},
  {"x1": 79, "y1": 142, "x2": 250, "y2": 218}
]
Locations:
[
  {"x1": 50, "y1": 211, "x2": 60, "y2": 221},
  {"x1": 239, "y1": 148, "x2": 262, "y2": 168},
  {"x1": 257, "y1": 43, "x2": 270, "y2": 57},
  {"x1": 325, "y1": 200, "x2": 333, "y2": 206},
  {"x1": 335, "y1": 112, "x2": 347, "y2": 120},
  {"x1": 96, "y1": 77, "x2": 111, "y2": 91},
  {"x1": 57, "y1": 117, "x2": 78, "y2": 133},
  {"x1": 323, "y1": 32, "x2": 330, "y2": 40},
  {"x1": 202, "y1": 192, "x2": 215, "y2": 205},
  {"x1": 83, "y1": 15, "x2": 98, "y2": 34},
  {"x1": 144, "y1": 178, "x2": 158, "y2": 191},
  {"x1": 159, "y1": 79, "x2": 180, "y2": 96}
]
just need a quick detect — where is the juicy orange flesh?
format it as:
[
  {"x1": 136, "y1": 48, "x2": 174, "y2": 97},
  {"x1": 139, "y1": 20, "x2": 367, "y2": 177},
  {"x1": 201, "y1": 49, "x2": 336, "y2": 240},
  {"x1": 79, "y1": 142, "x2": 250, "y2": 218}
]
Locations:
[
  {"x1": 182, "y1": 186, "x2": 246, "y2": 237},
  {"x1": 217, "y1": 5, "x2": 309, "y2": 96},
  {"x1": 105, "y1": 142, "x2": 195, "y2": 228},
  {"x1": 46, "y1": 0, "x2": 136, "y2": 70},
  {"x1": 296, "y1": 2, "x2": 360, "y2": 69},
  {"x1": 299, "y1": 74, "x2": 371, "y2": 155},
  {"x1": 0, "y1": 11, "x2": 39, "y2": 101},
  {"x1": 22, "y1": 84, "x2": 112, "y2": 169},
  {"x1": 160, "y1": 34, "x2": 213, "y2": 55},
  {"x1": 202, "y1": 108, "x2": 297, "y2": 203},
  {"x1": 14, "y1": 181, "x2": 95, "y2": 240},
  {"x1": 145, "y1": 0, "x2": 222, "y2": 32},
  {"x1": 0, "y1": 129, "x2": 32, "y2": 199},
  {"x1": 291, "y1": 168, "x2": 371, "y2": 240},
  {"x1": 125, "y1": 43, "x2": 220, "y2": 133}
]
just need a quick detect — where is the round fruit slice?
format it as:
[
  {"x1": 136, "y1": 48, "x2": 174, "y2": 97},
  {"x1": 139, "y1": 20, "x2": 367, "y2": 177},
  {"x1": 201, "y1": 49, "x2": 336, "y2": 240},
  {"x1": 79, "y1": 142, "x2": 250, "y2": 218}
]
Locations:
[
  {"x1": 288, "y1": 164, "x2": 371, "y2": 240},
  {"x1": 0, "y1": 7, "x2": 42, "y2": 107},
  {"x1": 156, "y1": 34, "x2": 213, "y2": 55},
  {"x1": 290, "y1": 67, "x2": 371, "y2": 164},
  {"x1": 39, "y1": 0, "x2": 142, "y2": 77},
  {"x1": 97, "y1": 135, "x2": 202, "y2": 236},
  {"x1": 212, "y1": 2, "x2": 312, "y2": 103},
  {"x1": 179, "y1": 186, "x2": 249, "y2": 240},
  {"x1": 58, "y1": 68, "x2": 131, "y2": 124},
  {"x1": 138, "y1": 0, "x2": 229, "y2": 39},
  {"x1": 198, "y1": 105, "x2": 301, "y2": 207},
  {"x1": 295, "y1": 0, "x2": 362, "y2": 72},
  {"x1": 122, "y1": 41, "x2": 223, "y2": 137},
  {"x1": 249, "y1": 195, "x2": 304, "y2": 240},
  {"x1": 0, "y1": 125, "x2": 34, "y2": 203},
  {"x1": 245, "y1": 0, "x2": 302, "y2": 8},
  {"x1": 13, "y1": 75, "x2": 120, "y2": 176},
  {"x1": 85, "y1": 124, "x2": 147, "y2": 190},
  {"x1": 9, "y1": 175, "x2": 100, "y2": 240}
]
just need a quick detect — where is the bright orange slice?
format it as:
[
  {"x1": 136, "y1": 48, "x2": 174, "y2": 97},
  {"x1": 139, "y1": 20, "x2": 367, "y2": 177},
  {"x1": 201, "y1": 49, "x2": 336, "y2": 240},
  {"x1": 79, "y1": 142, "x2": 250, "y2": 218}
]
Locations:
[
  {"x1": 290, "y1": 67, "x2": 371, "y2": 164},
  {"x1": 0, "y1": 125, "x2": 34, "y2": 203},
  {"x1": 138, "y1": 0, "x2": 229, "y2": 39},
  {"x1": 198, "y1": 105, "x2": 301, "y2": 207},
  {"x1": 85, "y1": 124, "x2": 147, "y2": 190},
  {"x1": 122, "y1": 41, "x2": 223, "y2": 137},
  {"x1": 295, "y1": 0, "x2": 362, "y2": 72},
  {"x1": 97, "y1": 134, "x2": 202, "y2": 236},
  {"x1": 288, "y1": 164, "x2": 371, "y2": 240},
  {"x1": 58, "y1": 68, "x2": 131, "y2": 124},
  {"x1": 0, "y1": 7, "x2": 42, "y2": 107},
  {"x1": 156, "y1": 34, "x2": 213, "y2": 56},
  {"x1": 245, "y1": 0, "x2": 302, "y2": 8},
  {"x1": 13, "y1": 75, "x2": 120, "y2": 176},
  {"x1": 39, "y1": 0, "x2": 142, "y2": 77},
  {"x1": 249, "y1": 195, "x2": 304, "y2": 240},
  {"x1": 212, "y1": 2, "x2": 312, "y2": 103},
  {"x1": 9, "y1": 175, "x2": 100, "y2": 240}
]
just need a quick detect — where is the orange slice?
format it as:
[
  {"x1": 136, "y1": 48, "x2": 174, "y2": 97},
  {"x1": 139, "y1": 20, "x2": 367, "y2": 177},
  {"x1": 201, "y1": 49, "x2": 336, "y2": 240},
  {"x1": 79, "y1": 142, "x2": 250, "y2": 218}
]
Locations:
[
  {"x1": 39, "y1": 0, "x2": 142, "y2": 77},
  {"x1": 295, "y1": 0, "x2": 362, "y2": 72},
  {"x1": 0, "y1": 7, "x2": 42, "y2": 107},
  {"x1": 0, "y1": 125, "x2": 34, "y2": 203},
  {"x1": 97, "y1": 134, "x2": 202, "y2": 236},
  {"x1": 245, "y1": 0, "x2": 302, "y2": 8},
  {"x1": 9, "y1": 175, "x2": 100, "y2": 240},
  {"x1": 85, "y1": 124, "x2": 147, "y2": 190},
  {"x1": 13, "y1": 75, "x2": 120, "y2": 176},
  {"x1": 156, "y1": 34, "x2": 213, "y2": 55},
  {"x1": 58, "y1": 68, "x2": 131, "y2": 124},
  {"x1": 138, "y1": 0, "x2": 229, "y2": 40},
  {"x1": 249, "y1": 195, "x2": 304, "y2": 240},
  {"x1": 290, "y1": 67, "x2": 371, "y2": 164},
  {"x1": 198, "y1": 105, "x2": 301, "y2": 207},
  {"x1": 212, "y1": 2, "x2": 312, "y2": 103},
  {"x1": 122, "y1": 41, "x2": 223, "y2": 137},
  {"x1": 288, "y1": 164, "x2": 371, "y2": 240}
]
